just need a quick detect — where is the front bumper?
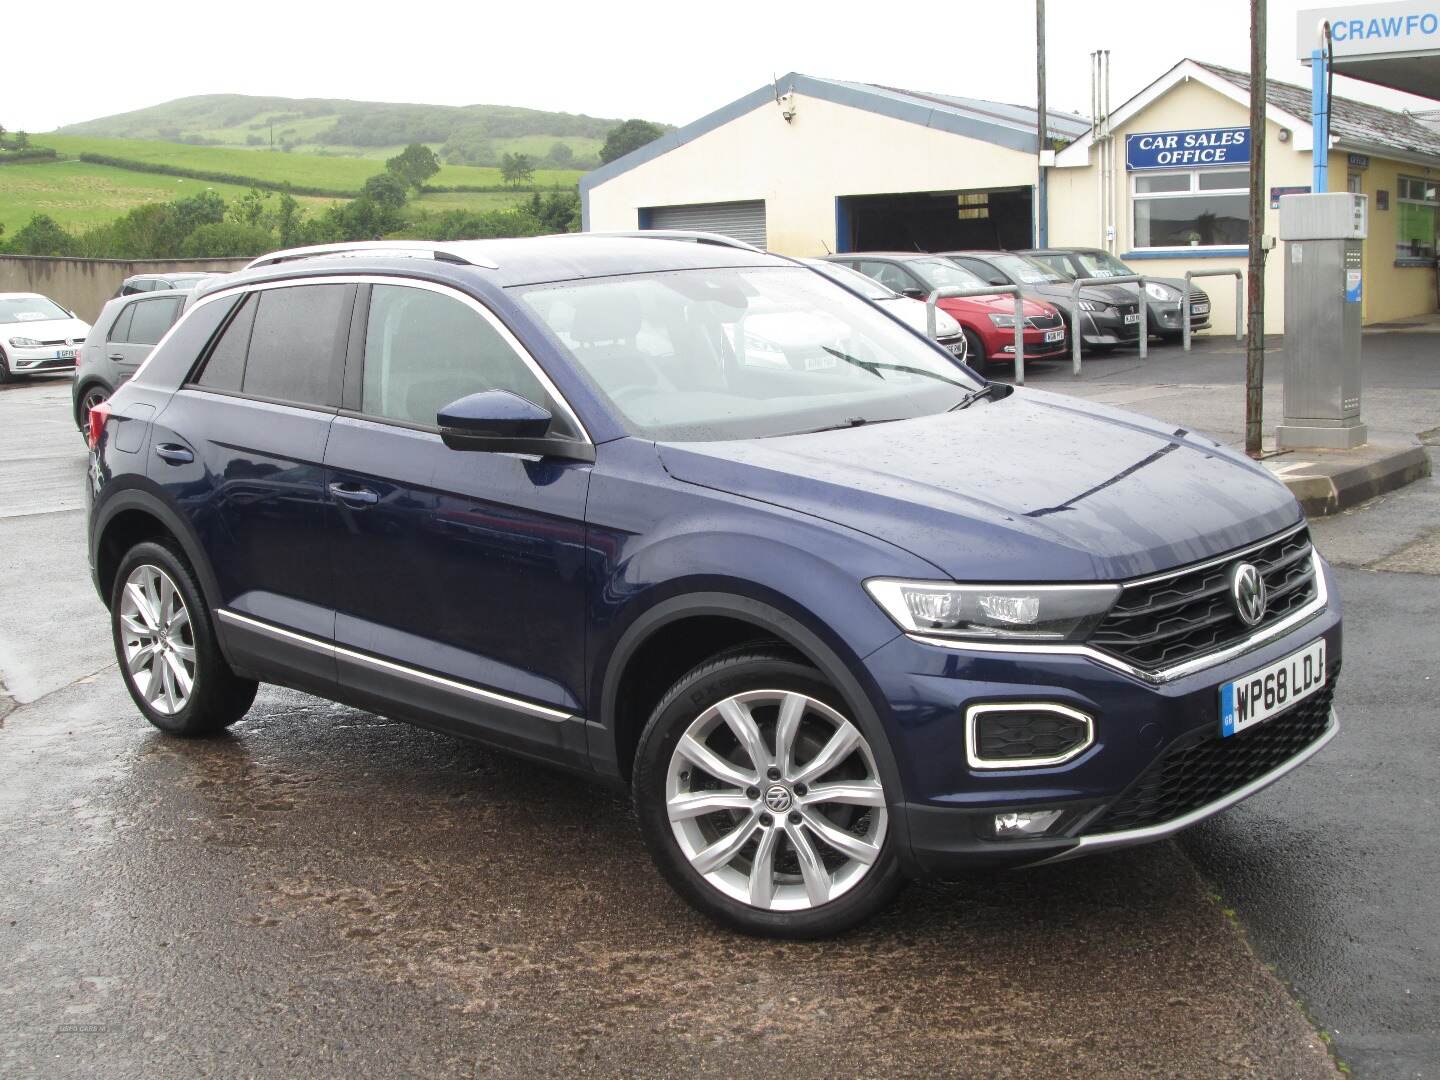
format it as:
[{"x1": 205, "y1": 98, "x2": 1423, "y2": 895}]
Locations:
[
  {"x1": 6, "y1": 345, "x2": 78, "y2": 373},
  {"x1": 866, "y1": 559, "x2": 1342, "y2": 877},
  {"x1": 1080, "y1": 310, "x2": 1141, "y2": 347},
  {"x1": 1149, "y1": 300, "x2": 1211, "y2": 335}
]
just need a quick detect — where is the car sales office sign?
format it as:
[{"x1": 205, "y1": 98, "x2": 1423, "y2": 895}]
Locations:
[{"x1": 1126, "y1": 127, "x2": 1252, "y2": 170}]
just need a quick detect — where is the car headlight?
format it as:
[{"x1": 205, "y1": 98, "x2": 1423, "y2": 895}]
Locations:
[
  {"x1": 1144, "y1": 282, "x2": 1179, "y2": 301},
  {"x1": 866, "y1": 579, "x2": 1120, "y2": 642},
  {"x1": 8, "y1": 336, "x2": 42, "y2": 347},
  {"x1": 987, "y1": 314, "x2": 1017, "y2": 328}
]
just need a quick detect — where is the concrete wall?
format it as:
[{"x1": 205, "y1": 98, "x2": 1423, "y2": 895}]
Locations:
[
  {"x1": 587, "y1": 91, "x2": 1040, "y2": 256},
  {"x1": 0, "y1": 256, "x2": 250, "y2": 323},
  {"x1": 1048, "y1": 78, "x2": 1437, "y2": 333}
]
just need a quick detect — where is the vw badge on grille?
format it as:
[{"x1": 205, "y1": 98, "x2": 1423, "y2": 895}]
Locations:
[{"x1": 1230, "y1": 562, "x2": 1267, "y2": 627}]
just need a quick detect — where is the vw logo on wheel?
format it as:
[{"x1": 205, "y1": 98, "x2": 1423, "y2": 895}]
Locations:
[
  {"x1": 1230, "y1": 562, "x2": 1268, "y2": 627},
  {"x1": 764, "y1": 785, "x2": 792, "y2": 813}
]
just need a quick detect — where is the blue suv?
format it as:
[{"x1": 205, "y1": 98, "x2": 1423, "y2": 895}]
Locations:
[{"x1": 84, "y1": 234, "x2": 1340, "y2": 937}]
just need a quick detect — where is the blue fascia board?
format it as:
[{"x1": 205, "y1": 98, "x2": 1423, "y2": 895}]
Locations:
[{"x1": 1121, "y1": 248, "x2": 1250, "y2": 259}]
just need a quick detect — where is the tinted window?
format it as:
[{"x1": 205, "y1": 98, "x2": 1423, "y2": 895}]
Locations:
[
  {"x1": 108, "y1": 304, "x2": 137, "y2": 344},
  {"x1": 195, "y1": 294, "x2": 255, "y2": 392},
  {"x1": 856, "y1": 260, "x2": 917, "y2": 294},
  {"x1": 126, "y1": 297, "x2": 184, "y2": 346},
  {"x1": 242, "y1": 284, "x2": 350, "y2": 407},
  {"x1": 361, "y1": 284, "x2": 573, "y2": 434}
]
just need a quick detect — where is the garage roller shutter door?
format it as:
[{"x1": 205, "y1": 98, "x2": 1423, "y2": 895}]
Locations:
[{"x1": 643, "y1": 200, "x2": 767, "y2": 249}]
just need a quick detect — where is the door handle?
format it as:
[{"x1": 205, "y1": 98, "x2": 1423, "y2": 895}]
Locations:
[
  {"x1": 154, "y1": 444, "x2": 194, "y2": 465},
  {"x1": 328, "y1": 482, "x2": 379, "y2": 506},
  {"x1": 109, "y1": 353, "x2": 125, "y2": 362}
]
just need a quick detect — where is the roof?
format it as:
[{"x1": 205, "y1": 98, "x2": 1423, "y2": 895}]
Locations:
[
  {"x1": 209, "y1": 234, "x2": 786, "y2": 292},
  {"x1": 1195, "y1": 61, "x2": 1440, "y2": 161},
  {"x1": 581, "y1": 72, "x2": 1088, "y2": 217},
  {"x1": 1057, "y1": 58, "x2": 1440, "y2": 167}
]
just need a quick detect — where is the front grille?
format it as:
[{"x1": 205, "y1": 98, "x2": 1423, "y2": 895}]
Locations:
[
  {"x1": 1090, "y1": 527, "x2": 1318, "y2": 671},
  {"x1": 1087, "y1": 668, "x2": 1337, "y2": 835},
  {"x1": 1026, "y1": 312, "x2": 1063, "y2": 330},
  {"x1": 39, "y1": 338, "x2": 77, "y2": 347},
  {"x1": 1188, "y1": 289, "x2": 1211, "y2": 305}
]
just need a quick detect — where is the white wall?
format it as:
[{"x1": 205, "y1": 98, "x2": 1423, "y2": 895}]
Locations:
[{"x1": 587, "y1": 92, "x2": 1040, "y2": 256}]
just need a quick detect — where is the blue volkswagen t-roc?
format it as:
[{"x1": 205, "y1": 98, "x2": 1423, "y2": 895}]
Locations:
[{"x1": 84, "y1": 234, "x2": 1340, "y2": 937}]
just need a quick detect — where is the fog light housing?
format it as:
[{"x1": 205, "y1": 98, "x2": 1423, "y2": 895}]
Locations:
[
  {"x1": 965, "y1": 702, "x2": 1095, "y2": 769},
  {"x1": 994, "y1": 810, "x2": 1064, "y2": 837}
]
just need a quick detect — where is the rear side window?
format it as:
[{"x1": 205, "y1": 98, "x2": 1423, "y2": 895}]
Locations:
[
  {"x1": 193, "y1": 284, "x2": 350, "y2": 407},
  {"x1": 124, "y1": 297, "x2": 184, "y2": 346},
  {"x1": 107, "y1": 305, "x2": 136, "y2": 344},
  {"x1": 360, "y1": 284, "x2": 574, "y2": 434}
]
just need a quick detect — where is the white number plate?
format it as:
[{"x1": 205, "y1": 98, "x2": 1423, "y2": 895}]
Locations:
[
  {"x1": 1044, "y1": 329, "x2": 1064, "y2": 343},
  {"x1": 946, "y1": 341, "x2": 965, "y2": 356},
  {"x1": 1124, "y1": 312, "x2": 1140, "y2": 324},
  {"x1": 58, "y1": 348, "x2": 76, "y2": 360},
  {"x1": 1220, "y1": 638, "x2": 1326, "y2": 737},
  {"x1": 1193, "y1": 302, "x2": 1210, "y2": 315}
]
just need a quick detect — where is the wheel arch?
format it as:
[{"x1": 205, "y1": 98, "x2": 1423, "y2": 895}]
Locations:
[{"x1": 92, "y1": 488, "x2": 224, "y2": 618}]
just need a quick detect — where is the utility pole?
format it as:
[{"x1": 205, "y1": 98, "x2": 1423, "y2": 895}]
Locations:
[
  {"x1": 1245, "y1": 0, "x2": 1268, "y2": 457},
  {"x1": 1036, "y1": 0, "x2": 1048, "y2": 247}
]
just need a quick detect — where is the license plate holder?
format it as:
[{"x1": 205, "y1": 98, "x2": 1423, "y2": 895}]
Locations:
[
  {"x1": 1220, "y1": 638, "x2": 1326, "y2": 737},
  {"x1": 1193, "y1": 302, "x2": 1210, "y2": 315},
  {"x1": 1044, "y1": 329, "x2": 1064, "y2": 343},
  {"x1": 58, "y1": 348, "x2": 76, "y2": 360},
  {"x1": 1124, "y1": 312, "x2": 1140, "y2": 324}
]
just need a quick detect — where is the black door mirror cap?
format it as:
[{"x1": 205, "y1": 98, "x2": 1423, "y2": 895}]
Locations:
[{"x1": 437, "y1": 390, "x2": 594, "y2": 461}]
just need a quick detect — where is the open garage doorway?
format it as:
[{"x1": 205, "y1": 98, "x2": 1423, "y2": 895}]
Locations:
[{"x1": 836, "y1": 187, "x2": 1033, "y2": 253}]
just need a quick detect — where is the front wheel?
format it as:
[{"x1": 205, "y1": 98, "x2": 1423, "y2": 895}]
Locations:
[
  {"x1": 0, "y1": 349, "x2": 14, "y2": 384},
  {"x1": 961, "y1": 329, "x2": 989, "y2": 372},
  {"x1": 633, "y1": 648, "x2": 904, "y2": 938}
]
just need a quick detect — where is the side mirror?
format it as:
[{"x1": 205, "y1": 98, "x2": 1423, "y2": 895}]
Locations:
[
  {"x1": 437, "y1": 390, "x2": 593, "y2": 461},
  {"x1": 901, "y1": 287, "x2": 928, "y2": 301}
]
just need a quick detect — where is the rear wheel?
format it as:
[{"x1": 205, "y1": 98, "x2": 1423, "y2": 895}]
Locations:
[
  {"x1": 634, "y1": 648, "x2": 903, "y2": 938},
  {"x1": 77, "y1": 384, "x2": 108, "y2": 435},
  {"x1": 110, "y1": 541, "x2": 257, "y2": 736}
]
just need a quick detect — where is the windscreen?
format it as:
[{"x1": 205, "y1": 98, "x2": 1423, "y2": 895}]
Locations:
[
  {"x1": 987, "y1": 253, "x2": 1068, "y2": 285},
  {"x1": 518, "y1": 266, "x2": 982, "y2": 442},
  {"x1": 0, "y1": 296, "x2": 70, "y2": 324},
  {"x1": 907, "y1": 258, "x2": 988, "y2": 291},
  {"x1": 805, "y1": 260, "x2": 896, "y2": 301},
  {"x1": 1075, "y1": 251, "x2": 1134, "y2": 278}
]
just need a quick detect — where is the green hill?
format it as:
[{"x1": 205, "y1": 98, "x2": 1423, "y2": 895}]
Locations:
[{"x1": 56, "y1": 93, "x2": 666, "y2": 168}]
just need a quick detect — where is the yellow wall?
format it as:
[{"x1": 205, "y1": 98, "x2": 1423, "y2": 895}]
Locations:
[
  {"x1": 1049, "y1": 77, "x2": 1438, "y2": 332},
  {"x1": 587, "y1": 92, "x2": 1039, "y2": 256}
]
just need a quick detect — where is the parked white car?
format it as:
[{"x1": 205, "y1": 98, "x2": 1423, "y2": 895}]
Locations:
[
  {"x1": 0, "y1": 293, "x2": 92, "y2": 382},
  {"x1": 803, "y1": 258, "x2": 967, "y2": 362}
]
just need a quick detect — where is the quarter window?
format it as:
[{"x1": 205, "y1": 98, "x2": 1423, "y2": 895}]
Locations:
[
  {"x1": 195, "y1": 295, "x2": 254, "y2": 392},
  {"x1": 123, "y1": 297, "x2": 184, "y2": 346},
  {"x1": 1132, "y1": 168, "x2": 1249, "y2": 249},
  {"x1": 1396, "y1": 176, "x2": 1438, "y2": 262},
  {"x1": 360, "y1": 284, "x2": 574, "y2": 435}
]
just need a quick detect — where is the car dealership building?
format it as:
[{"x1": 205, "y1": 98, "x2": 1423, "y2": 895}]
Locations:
[{"x1": 582, "y1": 60, "x2": 1440, "y2": 334}]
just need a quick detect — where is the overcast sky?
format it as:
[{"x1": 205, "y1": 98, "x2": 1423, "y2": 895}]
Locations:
[{"x1": 6, "y1": 0, "x2": 1435, "y2": 134}]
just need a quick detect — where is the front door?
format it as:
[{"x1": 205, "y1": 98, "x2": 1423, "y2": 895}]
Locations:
[{"x1": 324, "y1": 281, "x2": 592, "y2": 767}]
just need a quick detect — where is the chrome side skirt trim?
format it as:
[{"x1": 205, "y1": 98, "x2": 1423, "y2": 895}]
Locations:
[
  {"x1": 215, "y1": 609, "x2": 576, "y2": 723},
  {"x1": 1038, "y1": 709, "x2": 1340, "y2": 864},
  {"x1": 911, "y1": 549, "x2": 1329, "y2": 685}
]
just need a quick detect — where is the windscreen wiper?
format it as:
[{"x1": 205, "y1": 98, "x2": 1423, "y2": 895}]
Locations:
[
  {"x1": 948, "y1": 384, "x2": 995, "y2": 411},
  {"x1": 821, "y1": 347, "x2": 971, "y2": 390}
]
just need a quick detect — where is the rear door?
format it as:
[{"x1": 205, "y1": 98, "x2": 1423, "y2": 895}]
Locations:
[
  {"x1": 323, "y1": 280, "x2": 592, "y2": 766},
  {"x1": 149, "y1": 280, "x2": 354, "y2": 694},
  {"x1": 109, "y1": 295, "x2": 185, "y2": 383}
]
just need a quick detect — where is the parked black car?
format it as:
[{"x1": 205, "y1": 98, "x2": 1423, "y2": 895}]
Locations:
[
  {"x1": 1021, "y1": 247, "x2": 1211, "y2": 339},
  {"x1": 943, "y1": 251, "x2": 1142, "y2": 351}
]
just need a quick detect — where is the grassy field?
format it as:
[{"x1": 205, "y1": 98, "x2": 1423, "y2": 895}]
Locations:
[
  {"x1": 0, "y1": 157, "x2": 533, "y2": 236},
  {"x1": 0, "y1": 159, "x2": 337, "y2": 234},
  {"x1": 37, "y1": 135, "x2": 586, "y2": 194}
]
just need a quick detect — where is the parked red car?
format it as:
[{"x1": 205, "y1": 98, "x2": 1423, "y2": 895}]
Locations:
[{"x1": 819, "y1": 253, "x2": 1069, "y2": 368}]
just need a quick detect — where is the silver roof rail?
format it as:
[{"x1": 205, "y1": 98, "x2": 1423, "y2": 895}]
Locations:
[
  {"x1": 579, "y1": 230, "x2": 763, "y2": 253},
  {"x1": 244, "y1": 241, "x2": 499, "y2": 270}
]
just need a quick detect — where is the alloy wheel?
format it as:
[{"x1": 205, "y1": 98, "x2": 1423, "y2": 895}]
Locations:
[
  {"x1": 665, "y1": 690, "x2": 888, "y2": 911},
  {"x1": 118, "y1": 564, "x2": 196, "y2": 715}
]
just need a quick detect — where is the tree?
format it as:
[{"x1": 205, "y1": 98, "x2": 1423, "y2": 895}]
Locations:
[
  {"x1": 362, "y1": 171, "x2": 410, "y2": 211},
  {"x1": 599, "y1": 119, "x2": 664, "y2": 165},
  {"x1": 180, "y1": 222, "x2": 276, "y2": 258},
  {"x1": 5, "y1": 214, "x2": 75, "y2": 256},
  {"x1": 13, "y1": 131, "x2": 29, "y2": 150},
  {"x1": 500, "y1": 153, "x2": 536, "y2": 187},
  {"x1": 545, "y1": 142, "x2": 575, "y2": 168},
  {"x1": 384, "y1": 142, "x2": 440, "y2": 190}
]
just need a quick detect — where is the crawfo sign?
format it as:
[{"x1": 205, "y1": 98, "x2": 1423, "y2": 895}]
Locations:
[{"x1": 1126, "y1": 127, "x2": 1252, "y2": 170}]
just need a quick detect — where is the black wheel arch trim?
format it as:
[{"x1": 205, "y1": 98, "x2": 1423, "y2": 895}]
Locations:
[
  {"x1": 593, "y1": 589, "x2": 915, "y2": 869},
  {"x1": 73, "y1": 377, "x2": 116, "y2": 427}
]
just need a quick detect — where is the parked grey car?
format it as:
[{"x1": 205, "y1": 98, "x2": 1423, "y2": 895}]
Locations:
[
  {"x1": 1020, "y1": 248, "x2": 1211, "y2": 339},
  {"x1": 72, "y1": 290, "x2": 191, "y2": 431},
  {"x1": 113, "y1": 272, "x2": 219, "y2": 298}
]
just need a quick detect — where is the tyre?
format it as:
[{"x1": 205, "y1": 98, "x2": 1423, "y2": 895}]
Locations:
[
  {"x1": 962, "y1": 329, "x2": 988, "y2": 371},
  {"x1": 633, "y1": 648, "x2": 904, "y2": 938},
  {"x1": 0, "y1": 349, "x2": 14, "y2": 384},
  {"x1": 77, "y1": 384, "x2": 109, "y2": 435},
  {"x1": 110, "y1": 540, "x2": 257, "y2": 736}
]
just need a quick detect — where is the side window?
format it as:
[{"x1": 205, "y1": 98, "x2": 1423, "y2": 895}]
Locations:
[
  {"x1": 127, "y1": 297, "x2": 183, "y2": 346},
  {"x1": 963, "y1": 259, "x2": 1007, "y2": 286},
  {"x1": 241, "y1": 284, "x2": 350, "y2": 407},
  {"x1": 1031, "y1": 254, "x2": 1065, "y2": 275},
  {"x1": 108, "y1": 304, "x2": 138, "y2": 344},
  {"x1": 195, "y1": 294, "x2": 255, "y2": 392},
  {"x1": 360, "y1": 284, "x2": 575, "y2": 436},
  {"x1": 857, "y1": 260, "x2": 911, "y2": 294}
]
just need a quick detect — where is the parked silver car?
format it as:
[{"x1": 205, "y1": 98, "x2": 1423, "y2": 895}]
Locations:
[{"x1": 72, "y1": 290, "x2": 191, "y2": 431}]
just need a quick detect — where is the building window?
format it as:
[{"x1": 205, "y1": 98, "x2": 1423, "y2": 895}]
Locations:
[
  {"x1": 1131, "y1": 168, "x2": 1249, "y2": 249},
  {"x1": 1396, "y1": 176, "x2": 1437, "y2": 262}
]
